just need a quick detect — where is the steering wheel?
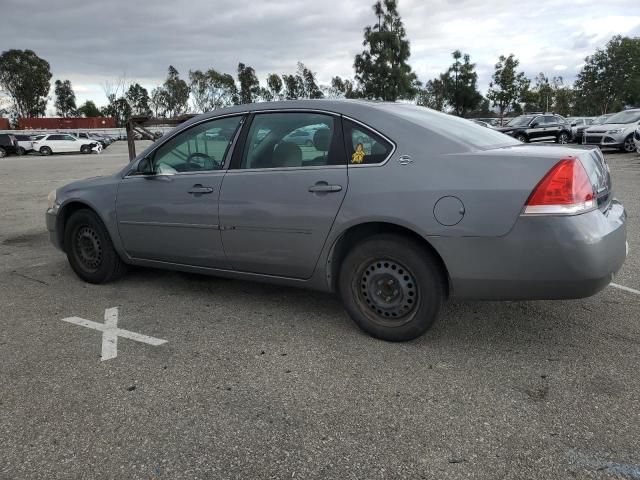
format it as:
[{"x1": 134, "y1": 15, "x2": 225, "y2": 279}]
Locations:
[{"x1": 186, "y1": 152, "x2": 218, "y2": 171}]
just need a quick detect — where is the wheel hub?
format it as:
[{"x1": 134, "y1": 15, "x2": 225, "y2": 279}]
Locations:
[
  {"x1": 359, "y1": 260, "x2": 417, "y2": 321},
  {"x1": 75, "y1": 227, "x2": 102, "y2": 270}
]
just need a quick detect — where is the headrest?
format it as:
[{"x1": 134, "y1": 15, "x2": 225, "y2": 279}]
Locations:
[
  {"x1": 313, "y1": 128, "x2": 331, "y2": 152},
  {"x1": 272, "y1": 141, "x2": 302, "y2": 167}
]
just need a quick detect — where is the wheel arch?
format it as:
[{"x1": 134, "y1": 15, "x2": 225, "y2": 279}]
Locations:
[
  {"x1": 56, "y1": 200, "x2": 106, "y2": 252},
  {"x1": 327, "y1": 221, "x2": 451, "y2": 296}
]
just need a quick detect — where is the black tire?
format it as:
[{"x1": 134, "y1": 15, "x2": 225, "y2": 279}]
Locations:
[
  {"x1": 556, "y1": 132, "x2": 570, "y2": 144},
  {"x1": 80, "y1": 145, "x2": 91, "y2": 154},
  {"x1": 16, "y1": 146, "x2": 25, "y2": 156},
  {"x1": 338, "y1": 234, "x2": 445, "y2": 342},
  {"x1": 621, "y1": 135, "x2": 635, "y2": 153},
  {"x1": 0, "y1": 147, "x2": 6, "y2": 158},
  {"x1": 64, "y1": 209, "x2": 127, "y2": 284},
  {"x1": 515, "y1": 134, "x2": 528, "y2": 143},
  {"x1": 40, "y1": 146, "x2": 52, "y2": 156}
]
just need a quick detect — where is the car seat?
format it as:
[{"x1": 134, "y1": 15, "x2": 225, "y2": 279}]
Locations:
[
  {"x1": 308, "y1": 128, "x2": 331, "y2": 165},
  {"x1": 272, "y1": 141, "x2": 302, "y2": 168}
]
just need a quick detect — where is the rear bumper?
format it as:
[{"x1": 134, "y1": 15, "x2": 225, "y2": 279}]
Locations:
[{"x1": 432, "y1": 200, "x2": 627, "y2": 300}]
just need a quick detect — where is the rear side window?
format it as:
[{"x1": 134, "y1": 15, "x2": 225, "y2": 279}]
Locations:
[
  {"x1": 342, "y1": 119, "x2": 393, "y2": 165},
  {"x1": 49, "y1": 135, "x2": 65, "y2": 141}
]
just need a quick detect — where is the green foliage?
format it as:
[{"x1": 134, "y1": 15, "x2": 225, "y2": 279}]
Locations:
[
  {"x1": 189, "y1": 69, "x2": 237, "y2": 112},
  {"x1": 125, "y1": 83, "x2": 151, "y2": 116},
  {"x1": 54, "y1": 79, "x2": 77, "y2": 117},
  {"x1": 574, "y1": 35, "x2": 640, "y2": 115},
  {"x1": 101, "y1": 95, "x2": 131, "y2": 127},
  {"x1": 266, "y1": 74, "x2": 283, "y2": 101},
  {"x1": 0, "y1": 49, "x2": 51, "y2": 117},
  {"x1": 416, "y1": 77, "x2": 446, "y2": 111},
  {"x1": 487, "y1": 54, "x2": 530, "y2": 120},
  {"x1": 77, "y1": 100, "x2": 102, "y2": 117},
  {"x1": 162, "y1": 66, "x2": 190, "y2": 117},
  {"x1": 328, "y1": 76, "x2": 356, "y2": 99},
  {"x1": 354, "y1": 0, "x2": 419, "y2": 101},
  {"x1": 441, "y1": 50, "x2": 482, "y2": 116},
  {"x1": 237, "y1": 63, "x2": 260, "y2": 104}
]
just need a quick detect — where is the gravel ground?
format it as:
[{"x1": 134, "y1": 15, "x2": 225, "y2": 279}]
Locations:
[{"x1": 1, "y1": 142, "x2": 638, "y2": 479}]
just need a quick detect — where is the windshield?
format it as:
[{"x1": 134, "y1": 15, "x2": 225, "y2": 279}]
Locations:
[
  {"x1": 506, "y1": 115, "x2": 534, "y2": 127},
  {"x1": 605, "y1": 110, "x2": 640, "y2": 124}
]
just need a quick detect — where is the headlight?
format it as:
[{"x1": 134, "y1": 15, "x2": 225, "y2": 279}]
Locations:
[
  {"x1": 47, "y1": 189, "x2": 58, "y2": 210},
  {"x1": 607, "y1": 128, "x2": 624, "y2": 134}
]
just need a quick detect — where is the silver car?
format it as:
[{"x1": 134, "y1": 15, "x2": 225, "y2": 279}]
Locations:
[
  {"x1": 582, "y1": 109, "x2": 640, "y2": 152},
  {"x1": 46, "y1": 100, "x2": 627, "y2": 341}
]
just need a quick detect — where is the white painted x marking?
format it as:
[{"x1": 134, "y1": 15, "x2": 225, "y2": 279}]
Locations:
[{"x1": 61, "y1": 307, "x2": 167, "y2": 361}]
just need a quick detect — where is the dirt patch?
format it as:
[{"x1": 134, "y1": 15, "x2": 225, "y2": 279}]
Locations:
[{"x1": 2, "y1": 231, "x2": 49, "y2": 247}]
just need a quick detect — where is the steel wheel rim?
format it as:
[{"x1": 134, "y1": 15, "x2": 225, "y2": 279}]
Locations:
[
  {"x1": 74, "y1": 226, "x2": 103, "y2": 272},
  {"x1": 355, "y1": 258, "x2": 420, "y2": 327}
]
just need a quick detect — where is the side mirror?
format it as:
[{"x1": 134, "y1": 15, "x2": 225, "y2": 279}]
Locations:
[
  {"x1": 571, "y1": 122, "x2": 577, "y2": 127},
  {"x1": 135, "y1": 157, "x2": 154, "y2": 175}
]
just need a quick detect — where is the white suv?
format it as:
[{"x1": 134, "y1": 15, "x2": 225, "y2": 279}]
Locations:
[
  {"x1": 583, "y1": 109, "x2": 640, "y2": 152},
  {"x1": 32, "y1": 133, "x2": 97, "y2": 155}
]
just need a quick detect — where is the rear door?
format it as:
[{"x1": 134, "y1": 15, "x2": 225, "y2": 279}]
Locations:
[{"x1": 218, "y1": 111, "x2": 348, "y2": 278}]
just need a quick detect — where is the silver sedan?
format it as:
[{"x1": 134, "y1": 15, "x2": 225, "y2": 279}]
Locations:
[{"x1": 46, "y1": 100, "x2": 627, "y2": 341}]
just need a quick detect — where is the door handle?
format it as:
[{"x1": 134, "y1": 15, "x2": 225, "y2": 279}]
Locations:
[
  {"x1": 188, "y1": 184, "x2": 214, "y2": 194},
  {"x1": 308, "y1": 182, "x2": 342, "y2": 193}
]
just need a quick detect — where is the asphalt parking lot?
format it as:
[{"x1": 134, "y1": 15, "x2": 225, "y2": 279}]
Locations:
[{"x1": 1, "y1": 142, "x2": 639, "y2": 479}]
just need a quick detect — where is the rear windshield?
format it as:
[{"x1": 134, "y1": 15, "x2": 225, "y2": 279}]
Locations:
[
  {"x1": 387, "y1": 104, "x2": 519, "y2": 149},
  {"x1": 605, "y1": 110, "x2": 640, "y2": 124}
]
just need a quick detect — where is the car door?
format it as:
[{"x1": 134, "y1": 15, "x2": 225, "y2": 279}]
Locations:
[
  {"x1": 528, "y1": 116, "x2": 546, "y2": 141},
  {"x1": 218, "y1": 111, "x2": 348, "y2": 279},
  {"x1": 62, "y1": 135, "x2": 80, "y2": 152},
  {"x1": 543, "y1": 115, "x2": 560, "y2": 140},
  {"x1": 115, "y1": 114, "x2": 244, "y2": 268}
]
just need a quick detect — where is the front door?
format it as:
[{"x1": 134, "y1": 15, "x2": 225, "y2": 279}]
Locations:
[
  {"x1": 219, "y1": 111, "x2": 348, "y2": 279},
  {"x1": 115, "y1": 115, "x2": 244, "y2": 268}
]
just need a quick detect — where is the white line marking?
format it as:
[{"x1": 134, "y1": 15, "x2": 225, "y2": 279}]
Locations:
[
  {"x1": 61, "y1": 307, "x2": 167, "y2": 361},
  {"x1": 610, "y1": 283, "x2": 640, "y2": 296}
]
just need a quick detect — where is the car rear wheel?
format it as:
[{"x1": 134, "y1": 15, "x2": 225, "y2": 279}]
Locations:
[
  {"x1": 0, "y1": 147, "x2": 6, "y2": 158},
  {"x1": 64, "y1": 209, "x2": 127, "y2": 284},
  {"x1": 622, "y1": 135, "x2": 635, "y2": 153},
  {"x1": 338, "y1": 234, "x2": 445, "y2": 342},
  {"x1": 557, "y1": 132, "x2": 569, "y2": 144},
  {"x1": 515, "y1": 134, "x2": 527, "y2": 143},
  {"x1": 40, "y1": 146, "x2": 52, "y2": 156}
]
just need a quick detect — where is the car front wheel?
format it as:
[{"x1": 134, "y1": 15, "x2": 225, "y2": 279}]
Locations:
[
  {"x1": 557, "y1": 132, "x2": 569, "y2": 144},
  {"x1": 339, "y1": 234, "x2": 445, "y2": 342},
  {"x1": 40, "y1": 146, "x2": 52, "y2": 156},
  {"x1": 622, "y1": 135, "x2": 635, "y2": 153},
  {"x1": 515, "y1": 134, "x2": 527, "y2": 143},
  {"x1": 64, "y1": 209, "x2": 127, "y2": 284}
]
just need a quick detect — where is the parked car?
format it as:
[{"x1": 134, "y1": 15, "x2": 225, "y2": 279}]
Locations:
[
  {"x1": 13, "y1": 134, "x2": 37, "y2": 155},
  {"x1": 46, "y1": 100, "x2": 627, "y2": 342},
  {"x1": 474, "y1": 117, "x2": 500, "y2": 127},
  {"x1": 32, "y1": 133, "x2": 98, "y2": 155},
  {"x1": 496, "y1": 114, "x2": 572, "y2": 143},
  {"x1": 633, "y1": 127, "x2": 640, "y2": 153},
  {"x1": 566, "y1": 117, "x2": 595, "y2": 142},
  {"x1": 471, "y1": 119, "x2": 491, "y2": 128},
  {"x1": 71, "y1": 132, "x2": 112, "y2": 148},
  {"x1": 574, "y1": 114, "x2": 612, "y2": 143},
  {"x1": 283, "y1": 125, "x2": 329, "y2": 146},
  {"x1": 0, "y1": 133, "x2": 19, "y2": 157},
  {"x1": 582, "y1": 109, "x2": 640, "y2": 152}
]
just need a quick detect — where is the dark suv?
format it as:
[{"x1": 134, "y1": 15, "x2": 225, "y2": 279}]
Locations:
[
  {"x1": 496, "y1": 114, "x2": 571, "y2": 144},
  {"x1": 0, "y1": 133, "x2": 19, "y2": 158}
]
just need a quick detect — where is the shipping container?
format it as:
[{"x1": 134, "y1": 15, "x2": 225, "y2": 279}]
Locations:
[
  {"x1": 0, "y1": 118, "x2": 10, "y2": 130},
  {"x1": 18, "y1": 117, "x2": 117, "y2": 130}
]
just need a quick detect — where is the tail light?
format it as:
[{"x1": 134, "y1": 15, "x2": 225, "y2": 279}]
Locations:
[{"x1": 523, "y1": 157, "x2": 595, "y2": 215}]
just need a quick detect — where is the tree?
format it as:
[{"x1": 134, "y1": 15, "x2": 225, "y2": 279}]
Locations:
[
  {"x1": 327, "y1": 76, "x2": 356, "y2": 99},
  {"x1": 0, "y1": 49, "x2": 52, "y2": 118},
  {"x1": 353, "y1": 0, "x2": 419, "y2": 101},
  {"x1": 266, "y1": 74, "x2": 283, "y2": 101},
  {"x1": 282, "y1": 73, "x2": 304, "y2": 100},
  {"x1": 126, "y1": 83, "x2": 151, "y2": 116},
  {"x1": 487, "y1": 54, "x2": 530, "y2": 121},
  {"x1": 101, "y1": 95, "x2": 131, "y2": 127},
  {"x1": 150, "y1": 87, "x2": 168, "y2": 117},
  {"x1": 573, "y1": 36, "x2": 640, "y2": 115},
  {"x1": 77, "y1": 100, "x2": 102, "y2": 117},
  {"x1": 54, "y1": 79, "x2": 77, "y2": 117},
  {"x1": 551, "y1": 77, "x2": 573, "y2": 116},
  {"x1": 162, "y1": 66, "x2": 190, "y2": 117},
  {"x1": 416, "y1": 76, "x2": 446, "y2": 111},
  {"x1": 297, "y1": 62, "x2": 323, "y2": 99},
  {"x1": 441, "y1": 50, "x2": 482, "y2": 116},
  {"x1": 189, "y1": 69, "x2": 237, "y2": 112},
  {"x1": 237, "y1": 63, "x2": 260, "y2": 104}
]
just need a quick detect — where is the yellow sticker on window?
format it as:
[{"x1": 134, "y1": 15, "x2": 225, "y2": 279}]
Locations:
[{"x1": 351, "y1": 143, "x2": 365, "y2": 164}]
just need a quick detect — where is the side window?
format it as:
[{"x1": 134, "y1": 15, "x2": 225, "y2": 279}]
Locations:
[
  {"x1": 64, "y1": 135, "x2": 77, "y2": 141},
  {"x1": 532, "y1": 116, "x2": 544, "y2": 127},
  {"x1": 152, "y1": 115, "x2": 243, "y2": 174},
  {"x1": 240, "y1": 112, "x2": 340, "y2": 169},
  {"x1": 49, "y1": 135, "x2": 63, "y2": 141},
  {"x1": 343, "y1": 119, "x2": 393, "y2": 165},
  {"x1": 545, "y1": 116, "x2": 558, "y2": 125}
]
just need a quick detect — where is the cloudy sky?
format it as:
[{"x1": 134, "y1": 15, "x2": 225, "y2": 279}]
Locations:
[{"x1": 2, "y1": 0, "x2": 639, "y2": 110}]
